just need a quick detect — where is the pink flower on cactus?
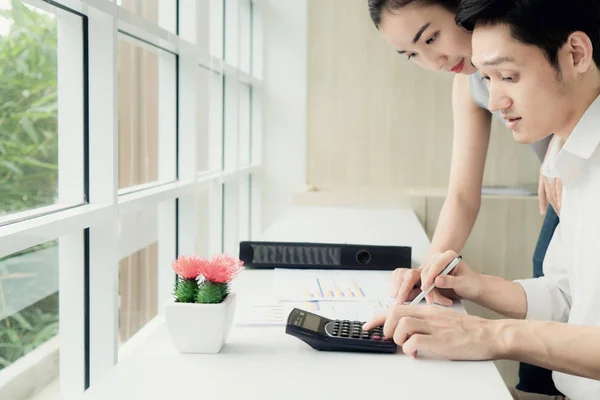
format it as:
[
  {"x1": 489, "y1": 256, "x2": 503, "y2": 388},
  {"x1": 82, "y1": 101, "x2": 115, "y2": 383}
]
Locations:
[
  {"x1": 171, "y1": 255, "x2": 202, "y2": 279},
  {"x1": 198, "y1": 254, "x2": 244, "y2": 283}
]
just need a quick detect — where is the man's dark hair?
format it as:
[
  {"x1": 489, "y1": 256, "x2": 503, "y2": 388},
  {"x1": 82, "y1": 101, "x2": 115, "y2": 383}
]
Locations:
[
  {"x1": 368, "y1": 0, "x2": 460, "y2": 28},
  {"x1": 456, "y1": 0, "x2": 600, "y2": 69}
]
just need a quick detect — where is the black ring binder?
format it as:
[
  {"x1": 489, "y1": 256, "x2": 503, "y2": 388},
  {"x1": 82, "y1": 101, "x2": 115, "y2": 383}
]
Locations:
[{"x1": 238, "y1": 241, "x2": 411, "y2": 270}]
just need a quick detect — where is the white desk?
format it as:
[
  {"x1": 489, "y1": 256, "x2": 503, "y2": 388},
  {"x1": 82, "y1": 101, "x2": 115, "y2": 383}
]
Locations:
[{"x1": 83, "y1": 207, "x2": 511, "y2": 400}]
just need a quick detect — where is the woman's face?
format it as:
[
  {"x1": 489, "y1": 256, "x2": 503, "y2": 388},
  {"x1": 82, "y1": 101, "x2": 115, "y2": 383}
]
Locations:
[{"x1": 379, "y1": 3, "x2": 477, "y2": 75}]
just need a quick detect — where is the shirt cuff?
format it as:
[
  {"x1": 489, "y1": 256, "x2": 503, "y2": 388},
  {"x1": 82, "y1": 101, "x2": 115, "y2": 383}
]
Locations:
[{"x1": 514, "y1": 278, "x2": 556, "y2": 321}]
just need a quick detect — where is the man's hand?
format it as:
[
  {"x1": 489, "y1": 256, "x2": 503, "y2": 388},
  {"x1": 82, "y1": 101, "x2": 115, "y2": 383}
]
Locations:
[
  {"x1": 389, "y1": 264, "x2": 457, "y2": 307},
  {"x1": 390, "y1": 252, "x2": 483, "y2": 306},
  {"x1": 419, "y1": 251, "x2": 484, "y2": 305},
  {"x1": 363, "y1": 305, "x2": 504, "y2": 360}
]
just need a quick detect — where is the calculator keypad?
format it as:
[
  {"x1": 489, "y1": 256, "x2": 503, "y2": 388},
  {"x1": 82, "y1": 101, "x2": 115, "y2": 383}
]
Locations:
[{"x1": 325, "y1": 319, "x2": 387, "y2": 341}]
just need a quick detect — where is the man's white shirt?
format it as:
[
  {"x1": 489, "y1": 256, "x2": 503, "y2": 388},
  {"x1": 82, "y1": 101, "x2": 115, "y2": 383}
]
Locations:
[{"x1": 516, "y1": 95, "x2": 600, "y2": 399}]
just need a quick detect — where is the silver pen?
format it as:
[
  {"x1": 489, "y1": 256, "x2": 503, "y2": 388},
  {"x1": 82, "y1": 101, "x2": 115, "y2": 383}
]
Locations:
[{"x1": 409, "y1": 255, "x2": 462, "y2": 306}]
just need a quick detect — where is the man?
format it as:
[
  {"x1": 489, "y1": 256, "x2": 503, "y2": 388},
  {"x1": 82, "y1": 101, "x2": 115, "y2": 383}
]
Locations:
[{"x1": 364, "y1": 0, "x2": 600, "y2": 399}]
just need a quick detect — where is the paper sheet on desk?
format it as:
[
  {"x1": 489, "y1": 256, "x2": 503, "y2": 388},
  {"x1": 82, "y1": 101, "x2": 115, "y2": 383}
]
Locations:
[
  {"x1": 273, "y1": 269, "x2": 392, "y2": 301},
  {"x1": 235, "y1": 300, "x2": 393, "y2": 327}
]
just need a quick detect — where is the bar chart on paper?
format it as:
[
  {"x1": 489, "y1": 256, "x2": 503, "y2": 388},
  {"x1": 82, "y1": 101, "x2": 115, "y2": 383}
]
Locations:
[
  {"x1": 301, "y1": 275, "x2": 366, "y2": 299},
  {"x1": 235, "y1": 301, "x2": 320, "y2": 326},
  {"x1": 273, "y1": 269, "x2": 391, "y2": 301}
]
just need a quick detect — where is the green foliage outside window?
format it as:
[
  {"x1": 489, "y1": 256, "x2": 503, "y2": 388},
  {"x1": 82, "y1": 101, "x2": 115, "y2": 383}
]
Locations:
[
  {"x1": 0, "y1": 0, "x2": 60, "y2": 371},
  {"x1": 0, "y1": 0, "x2": 58, "y2": 218}
]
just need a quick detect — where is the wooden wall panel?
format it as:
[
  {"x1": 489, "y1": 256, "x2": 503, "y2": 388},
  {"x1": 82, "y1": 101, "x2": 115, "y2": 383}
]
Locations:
[{"x1": 307, "y1": 0, "x2": 540, "y2": 190}]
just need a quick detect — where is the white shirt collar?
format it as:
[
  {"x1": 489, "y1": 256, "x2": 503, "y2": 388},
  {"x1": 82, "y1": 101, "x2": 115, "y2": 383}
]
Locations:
[{"x1": 542, "y1": 95, "x2": 600, "y2": 182}]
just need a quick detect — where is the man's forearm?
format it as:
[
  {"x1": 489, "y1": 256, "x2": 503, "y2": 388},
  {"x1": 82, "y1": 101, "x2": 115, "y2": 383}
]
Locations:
[
  {"x1": 427, "y1": 194, "x2": 480, "y2": 259},
  {"x1": 473, "y1": 275, "x2": 527, "y2": 319},
  {"x1": 495, "y1": 320, "x2": 600, "y2": 381}
]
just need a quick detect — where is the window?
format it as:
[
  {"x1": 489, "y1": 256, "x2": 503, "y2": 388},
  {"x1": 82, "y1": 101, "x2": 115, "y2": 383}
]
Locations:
[
  {"x1": 0, "y1": 0, "x2": 263, "y2": 398},
  {"x1": 118, "y1": 242, "x2": 158, "y2": 344},
  {"x1": 0, "y1": 231, "x2": 84, "y2": 400},
  {"x1": 116, "y1": 0, "x2": 177, "y2": 34},
  {"x1": 196, "y1": 67, "x2": 211, "y2": 173},
  {"x1": 222, "y1": 175, "x2": 251, "y2": 255},
  {"x1": 196, "y1": 185, "x2": 222, "y2": 258},
  {"x1": 239, "y1": 0, "x2": 251, "y2": 74},
  {"x1": 208, "y1": 70, "x2": 224, "y2": 171},
  {"x1": 0, "y1": 241, "x2": 59, "y2": 371},
  {"x1": 117, "y1": 201, "x2": 175, "y2": 346},
  {"x1": 117, "y1": 35, "x2": 177, "y2": 191},
  {"x1": 0, "y1": 0, "x2": 85, "y2": 225},
  {"x1": 238, "y1": 83, "x2": 251, "y2": 166}
]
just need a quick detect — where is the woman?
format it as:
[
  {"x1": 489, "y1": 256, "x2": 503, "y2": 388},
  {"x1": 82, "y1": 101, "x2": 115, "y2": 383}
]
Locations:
[{"x1": 366, "y1": 0, "x2": 561, "y2": 395}]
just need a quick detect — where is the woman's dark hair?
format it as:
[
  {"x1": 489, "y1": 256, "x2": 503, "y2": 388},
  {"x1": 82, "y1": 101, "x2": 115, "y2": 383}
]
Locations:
[
  {"x1": 368, "y1": 0, "x2": 460, "y2": 28},
  {"x1": 456, "y1": 0, "x2": 600, "y2": 70}
]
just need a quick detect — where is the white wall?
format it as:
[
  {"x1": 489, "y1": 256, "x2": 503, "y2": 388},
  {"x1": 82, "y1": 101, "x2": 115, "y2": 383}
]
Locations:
[{"x1": 260, "y1": 0, "x2": 308, "y2": 231}]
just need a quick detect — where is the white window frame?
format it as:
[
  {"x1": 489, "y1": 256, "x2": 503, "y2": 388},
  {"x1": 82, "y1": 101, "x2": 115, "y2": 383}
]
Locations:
[{"x1": 0, "y1": 0, "x2": 264, "y2": 399}]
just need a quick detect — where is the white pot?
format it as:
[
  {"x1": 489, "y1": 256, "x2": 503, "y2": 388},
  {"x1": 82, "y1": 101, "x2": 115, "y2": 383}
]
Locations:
[{"x1": 165, "y1": 292, "x2": 236, "y2": 354}]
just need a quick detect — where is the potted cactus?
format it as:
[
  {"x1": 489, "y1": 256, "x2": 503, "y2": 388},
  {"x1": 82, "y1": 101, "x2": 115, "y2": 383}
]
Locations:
[{"x1": 165, "y1": 254, "x2": 244, "y2": 353}]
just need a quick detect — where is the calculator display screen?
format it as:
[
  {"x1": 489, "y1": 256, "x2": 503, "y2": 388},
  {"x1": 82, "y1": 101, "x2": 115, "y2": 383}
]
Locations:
[
  {"x1": 251, "y1": 244, "x2": 341, "y2": 265},
  {"x1": 302, "y1": 313, "x2": 322, "y2": 332}
]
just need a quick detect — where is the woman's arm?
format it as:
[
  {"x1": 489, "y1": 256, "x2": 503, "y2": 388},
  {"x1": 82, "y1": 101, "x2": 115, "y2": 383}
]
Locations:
[
  {"x1": 391, "y1": 74, "x2": 494, "y2": 305},
  {"x1": 426, "y1": 74, "x2": 492, "y2": 258},
  {"x1": 390, "y1": 75, "x2": 492, "y2": 305}
]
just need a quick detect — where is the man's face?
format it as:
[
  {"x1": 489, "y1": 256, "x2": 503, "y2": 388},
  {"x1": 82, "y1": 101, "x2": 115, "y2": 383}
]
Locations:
[{"x1": 472, "y1": 23, "x2": 576, "y2": 144}]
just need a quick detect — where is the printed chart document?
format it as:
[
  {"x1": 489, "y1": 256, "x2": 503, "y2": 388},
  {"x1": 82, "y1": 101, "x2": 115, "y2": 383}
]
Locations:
[
  {"x1": 235, "y1": 269, "x2": 467, "y2": 326},
  {"x1": 235, "y1": 299, "x2": 393, "y2": 327},
  {"x1": 235, "y1": 269, "x2": 397, "y2": 326},
  {"x1": 273, "y1": 269, "x2": 391, "y2": 302}
]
